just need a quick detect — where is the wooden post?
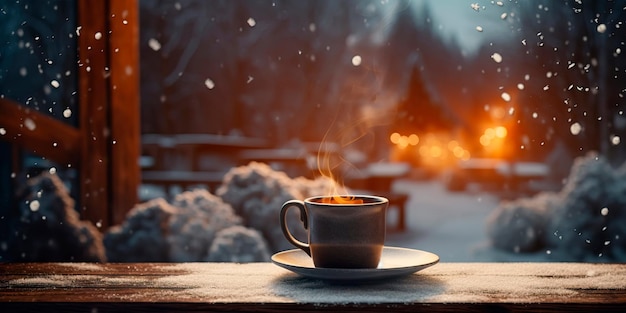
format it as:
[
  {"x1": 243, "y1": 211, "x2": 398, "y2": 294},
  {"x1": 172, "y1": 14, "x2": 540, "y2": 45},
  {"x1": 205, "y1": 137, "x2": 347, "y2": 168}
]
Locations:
[
  {"x1": 77, "y1": 0, "x2": 111, "y2": 228},
  {"x1": 77, "y1": 0, "x2": 139, "y2": 228},
  {"x1": 108, "y1": 0, "x2": 140, "y2": 225}
]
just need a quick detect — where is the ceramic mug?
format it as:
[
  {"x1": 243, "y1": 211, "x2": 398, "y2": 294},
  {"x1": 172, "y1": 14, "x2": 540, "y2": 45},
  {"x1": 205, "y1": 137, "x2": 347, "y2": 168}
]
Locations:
[{"x1": 280, "y1": 195, "x2": 388, "y2": 268}]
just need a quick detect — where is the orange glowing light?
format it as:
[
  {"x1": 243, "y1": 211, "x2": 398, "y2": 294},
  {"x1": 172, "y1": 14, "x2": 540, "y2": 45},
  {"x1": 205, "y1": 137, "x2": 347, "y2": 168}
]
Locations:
[
  {"x1": 419, "y1": 146, "x2": 428, "y2": 156},
  {"x1": 452, "y1": 146, "x2": 465, "y2": 157},
  {"x1": 390, "y1": 132, "x2": 401, "y2": 144},
  {"x1": 484, "y1": 128, "x2": 495, "y2": 139},
  {"x1": 495, "y1": 126, "x2": 507, "y2": 138},
  {"x1": 480, "y1": 134, "x2": 491, "y2": 146},
  {"x1": 429, "y1": 145, "x2": 443, "y2": 158},
  {"x1": 408, "y1": 134, "x2": 419, "y2": 145},
  {"x1": 398, "y1": 135, "x2": 409, "y2": 148}
]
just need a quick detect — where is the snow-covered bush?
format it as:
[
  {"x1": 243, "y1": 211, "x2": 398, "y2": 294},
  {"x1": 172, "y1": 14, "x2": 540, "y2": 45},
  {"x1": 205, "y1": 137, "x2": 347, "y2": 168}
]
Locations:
[
  {"x1": 104, "y1": 189, "x2": 270, "y2": 262},
  {"x1": 487, "y1": 152, "x2": 626, "y2": 262},
  {"x1": 104, "y1": 198, "x2": 176, "y2": 262},
  {"x1": 547, "y1": 153, "x2": 626, "y2": 261},
  {"x1": 486, "y1": 192, "x2": 560, "y2": 253},
  {"x1": 207, "y1": 225, "x2": 270, "y2": 262},
  {"x1": 216, "y1": 162, "x2": 338, "y2": 252},
  {"x1": 167, "y1": 189, "x2": 242, "y2": 261},
  {"x1": 2, "y1": 173, "x2": 105, "y2": 262}
]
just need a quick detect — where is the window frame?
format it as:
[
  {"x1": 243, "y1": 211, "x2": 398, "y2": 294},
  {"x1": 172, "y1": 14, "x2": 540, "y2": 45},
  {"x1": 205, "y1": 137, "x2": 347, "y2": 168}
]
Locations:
[{"x1": 0, "y1": 0, "x2": 140, "y2": 228}]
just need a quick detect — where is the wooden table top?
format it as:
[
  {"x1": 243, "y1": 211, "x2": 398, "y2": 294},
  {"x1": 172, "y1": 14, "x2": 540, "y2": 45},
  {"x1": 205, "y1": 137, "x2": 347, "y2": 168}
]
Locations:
[{"x1": 1, "y1": 262, "x2": 625, "y2": 312}]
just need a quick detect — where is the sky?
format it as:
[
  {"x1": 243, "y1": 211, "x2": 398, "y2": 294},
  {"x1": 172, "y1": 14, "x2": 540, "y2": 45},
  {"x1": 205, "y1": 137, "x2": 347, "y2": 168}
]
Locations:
[{"x1": 423, "y1": 0, "x2": 512, "y2": 54}]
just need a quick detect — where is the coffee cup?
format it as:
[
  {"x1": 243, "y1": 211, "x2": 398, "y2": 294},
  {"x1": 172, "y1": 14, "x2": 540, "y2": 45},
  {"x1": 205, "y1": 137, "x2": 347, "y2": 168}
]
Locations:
[{"x1": 280, "y1": 195, "x2": 388, "y2": 268}]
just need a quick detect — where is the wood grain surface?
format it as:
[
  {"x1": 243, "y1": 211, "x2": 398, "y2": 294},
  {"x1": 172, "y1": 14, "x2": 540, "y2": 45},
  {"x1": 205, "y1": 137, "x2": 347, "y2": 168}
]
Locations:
[{"x1": 1, "y1": 262, "x2": 625, "y2": 312}]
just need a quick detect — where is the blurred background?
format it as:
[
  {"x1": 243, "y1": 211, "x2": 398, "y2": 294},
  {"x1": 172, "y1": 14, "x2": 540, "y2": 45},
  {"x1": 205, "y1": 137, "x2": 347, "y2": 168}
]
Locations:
[{"x1": 1, "y1": 0, "x2": 626, "y2": 263}]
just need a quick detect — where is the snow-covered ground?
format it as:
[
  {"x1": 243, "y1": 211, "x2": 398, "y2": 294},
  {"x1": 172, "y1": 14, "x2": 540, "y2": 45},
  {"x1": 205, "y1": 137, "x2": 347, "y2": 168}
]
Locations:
[{"x1": 386, "y1": 179, "x2": 551, "y2": 262}]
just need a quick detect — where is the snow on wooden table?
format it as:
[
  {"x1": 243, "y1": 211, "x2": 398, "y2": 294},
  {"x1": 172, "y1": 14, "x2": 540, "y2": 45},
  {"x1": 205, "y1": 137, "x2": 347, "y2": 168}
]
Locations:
[{"x1": 1, "y1": 262, "x2": 625, "y2": 312}]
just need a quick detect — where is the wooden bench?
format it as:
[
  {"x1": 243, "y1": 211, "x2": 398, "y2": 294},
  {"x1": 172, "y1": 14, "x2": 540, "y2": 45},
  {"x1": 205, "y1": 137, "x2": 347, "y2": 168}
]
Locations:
[
  {"x1": 377, "y1": 191, "x2": 408, "y2": 232},
  {"x1": 141, "y1": 170, "x2": 225, "y2": 193},
  {"x1": 347, "y1": 189, "x2": 408, "y2": 232},
  {"x1": 344, "y1": 163, "x2": 411, "y2": 232},
  {"x1": 1, "y1": 262, "x2": 624, "y2": 312}
]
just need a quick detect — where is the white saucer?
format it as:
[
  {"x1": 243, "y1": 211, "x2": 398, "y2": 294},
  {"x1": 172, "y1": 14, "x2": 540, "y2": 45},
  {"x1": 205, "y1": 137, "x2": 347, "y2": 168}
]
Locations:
[{"x1": 271, "y1": 246, "x2": 439, "y2": 282}]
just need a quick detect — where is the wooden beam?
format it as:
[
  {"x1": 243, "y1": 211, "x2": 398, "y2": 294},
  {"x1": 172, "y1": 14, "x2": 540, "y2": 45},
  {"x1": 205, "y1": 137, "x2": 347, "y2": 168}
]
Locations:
[
  {"x1": 0, "y1": 99, "x2": 80, "y2": 166},
  {"x1": 108, "y1": 0, "x2": 140, "y2": 225}
]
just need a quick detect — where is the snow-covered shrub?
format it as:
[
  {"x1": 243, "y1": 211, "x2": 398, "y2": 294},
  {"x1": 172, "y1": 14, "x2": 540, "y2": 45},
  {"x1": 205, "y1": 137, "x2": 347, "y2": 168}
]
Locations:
[
  {"x1": 167, "y1": 189, "x2": 242, "y2": 261},
  {"x1": 207, "y1": 225, "x2": 270, "y2": 262},
  {"x1": 217, "y1": 162, "x2": 339, "y2": 252},
  {"x1": 104, "y1": 198, "x2": 176, "y2": 262},
  {"x1": 486, "y1": 192, "x2": 560, "y2": 253},
  {"x1": 487, "y1": 152, "x2": 626, "y2": 262},
  {"x1": 547, "y1": 153, "x2": 626, "y2": 261},
  {"x1": 2, "y1": 173, "x2": 106, "y2": 262},
  {"x1": 104, "y1": 188, "x2": 271, "y2": 262}
]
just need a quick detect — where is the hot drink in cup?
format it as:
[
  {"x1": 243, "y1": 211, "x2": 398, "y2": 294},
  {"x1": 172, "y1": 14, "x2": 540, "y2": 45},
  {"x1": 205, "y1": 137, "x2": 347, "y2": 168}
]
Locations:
[{"x1": 280, "y1": 195, "x2": 388, "y2": 268}]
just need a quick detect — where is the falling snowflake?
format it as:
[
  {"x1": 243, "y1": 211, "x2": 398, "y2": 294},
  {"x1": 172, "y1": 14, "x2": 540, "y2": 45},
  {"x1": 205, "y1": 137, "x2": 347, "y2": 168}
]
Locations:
[
  {"x1": 596, "y1": 24, "x2": 607, "y2": 33},
  {"x1": 148, "y1": 38, "x2": 161, "y2": 51},
  {"x1": 570, "y1": 122, "x2": 582, "y2": 135},
  {"x1": 205, "y1": 78, "x2": 215, "y2": 89},
  {"x1": 491, "y1": 52, "x2": 503, "y2": 63},
  {"x1": 29, "y1": 200, "x2": 40, "y2": 212},
  {"x1": 476, "y1": 26, "x2": 483, "y2": 32},
  {"x1": 601, "y1": 207, "x2": 609, "y2": 216},
  {"x1": 470, "y1": 3, "x2": 480, "y2": 11},
  {"x1": 501, "y1": 92, "x2": 511, "y2": 102},
  {"x1": 63, "y1": 108, "x2": 72, "y2": 118},
  {"x1": 247, "y1": 17, "x2": 256, "y2": 27},
  {"x1": 24, "y1": 118, "x2": 36, "y2": 131},
  {"x1": 352, "y1": 55, "x2": 362, "y2": 66},
  {"x1": 611, "y1": 135, "x2": 620, "y2": 145}
]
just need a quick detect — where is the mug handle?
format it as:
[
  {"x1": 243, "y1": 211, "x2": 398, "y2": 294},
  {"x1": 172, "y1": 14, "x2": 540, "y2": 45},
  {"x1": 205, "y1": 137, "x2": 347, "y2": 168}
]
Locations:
[{"x1": 280, "y1": 200, "x2": 311, "y2": 256}]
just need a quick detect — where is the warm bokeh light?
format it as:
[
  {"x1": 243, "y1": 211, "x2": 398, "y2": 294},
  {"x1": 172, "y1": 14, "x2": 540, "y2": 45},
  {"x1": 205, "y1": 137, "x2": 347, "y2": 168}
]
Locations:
[
  {"x1": 480, "y1": 126, "x2": 508, "y2": 147},
  {"x1": 390, "y1": 131, "x2": 470, "y2": 169},
  {"x1": 390, "y1": 132, "x2": 401, "y2": 144},
  {"x1": 398, "y1": 135, "x2": 409, "y2": 149},
  {"x1": 495, "y1": 126, "x2": 507, "y2": 138},
  {"x1": 480, "y1": 134, "x2": 491, "y2": 147},
  {"x1": 429, "y1": 145, "x2": 442, "y2": 158},
  {"x1": 484, "y1": 128, "x2": 495, "y2": 139}
]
